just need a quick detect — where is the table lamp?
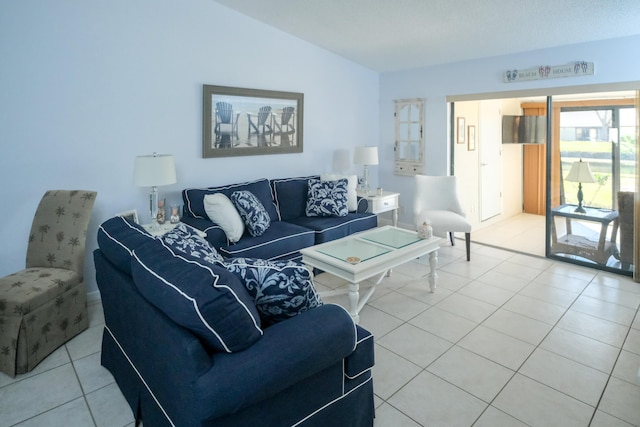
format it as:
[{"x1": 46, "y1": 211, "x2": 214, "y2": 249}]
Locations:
[
  {"x1": 354, "y1": 146, "x2": 378, "y2": 195},
  {"x1": 565, "y1": 159, "x2": 596, "y2": 213},
  {"x1": 134, "y1": 153, "x2": 177, "y2": 223}
]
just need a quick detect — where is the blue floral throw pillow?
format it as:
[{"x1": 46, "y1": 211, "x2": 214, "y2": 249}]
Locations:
[
  {"x1": 305, "y1": 178, "x2": 348, "y2": 217},
  {"x1": 161, "y1": 223, "x2": 225, "y2": 264},
  {"x1": 230, "y1": 190, "x2": 271, "y2": 237},
  {"x1": 225, "y1": 258, "x2": 323, "y2": 325}
]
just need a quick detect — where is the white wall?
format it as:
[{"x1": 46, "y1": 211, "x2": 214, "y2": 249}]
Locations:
[
  {"x1": 380, "y1": 35, "x2": 640, "y2": 227},
  {"x1": 0, "y1": 0, "x2": 379, "y2": 295}
]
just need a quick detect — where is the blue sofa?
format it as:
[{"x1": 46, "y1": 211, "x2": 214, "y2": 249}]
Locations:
[
  {"x1": 181, "y1": 176, "x2": 377, "y2": 260},
  {"x1": 94, "y1": 216, "x2": 375, "y2": 426}
]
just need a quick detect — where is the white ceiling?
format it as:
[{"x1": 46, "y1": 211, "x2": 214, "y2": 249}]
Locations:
[{"x1": 212, "y1": 0, "x2": 640, "y2": 73}]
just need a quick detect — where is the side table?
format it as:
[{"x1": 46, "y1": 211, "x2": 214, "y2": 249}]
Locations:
[{"x1": 357, "y1": 190, "x2": 400, "y2": 227}]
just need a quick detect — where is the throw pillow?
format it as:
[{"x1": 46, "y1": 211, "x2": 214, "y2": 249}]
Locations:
[
  {"x1": 203, "y1": 193, "x2": 245, "y2": 243},
  {"x1": 305, "y1": 178, "x2": 349, "y2": 217},
  {"x1": 225, "y1": 258, "x2": 323, "y2": 325},
  {"x1": 161, "y1": 222, "x2": 225, "y2": 264},
  {"x1": 321, "y1": 174, "x2": 358, "y2": 212},
  {"x1": 230, "y1": 190, "x2": 271, "y2": 237},
  {"x1": 132, "y1": 240, "x2": 263, "y2": 353}
]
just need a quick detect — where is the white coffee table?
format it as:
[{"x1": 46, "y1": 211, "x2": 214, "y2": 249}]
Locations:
[{"x1": 300, "y1": 226, "x2": 441, "y2": 322}]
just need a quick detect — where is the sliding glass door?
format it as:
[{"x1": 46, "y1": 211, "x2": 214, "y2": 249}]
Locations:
[{"x1": 549, "y1": 102, "x2": 637, "y2": 274}]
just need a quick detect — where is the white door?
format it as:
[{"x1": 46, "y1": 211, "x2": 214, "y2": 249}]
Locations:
[{"x1": 479, "y1": 101, "x2": 502, "y2": 221}]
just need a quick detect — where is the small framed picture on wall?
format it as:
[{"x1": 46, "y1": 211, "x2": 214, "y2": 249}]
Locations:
[
  {"x1": 456, "y1": 117, "x2": 465, "y2": 144},
  {"x1": 467, "y1": 125, "x2": 476, "y2": 151}
]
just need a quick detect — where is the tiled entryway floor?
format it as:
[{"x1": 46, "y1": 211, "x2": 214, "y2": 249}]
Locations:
[{"x1": 1, "y1": 242, "x2": 639, "y2": 426}]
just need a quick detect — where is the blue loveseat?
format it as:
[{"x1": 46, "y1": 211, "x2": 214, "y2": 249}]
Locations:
[
  {"x1": 94, "y1": 216, "x2": 375, "y2": 426},
  {"x1": 181, "y1": 176, "x2": 377, "y2": 260}
]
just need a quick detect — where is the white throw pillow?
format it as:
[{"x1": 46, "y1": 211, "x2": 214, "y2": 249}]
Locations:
[
  {"x1": 203, "y1": 193, "x2": 245, "y2": 243},
  {"x1": 321, "y1": 174, "x2": 357, "y2": 212}
]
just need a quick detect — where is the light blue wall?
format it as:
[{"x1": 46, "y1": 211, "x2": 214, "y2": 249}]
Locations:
[
  {"x1": 0, "y1": 0, "x2": 379, "y2": 294},
  {"x1": 379, "y1": 35, "x2": 640, "y2": 226}
]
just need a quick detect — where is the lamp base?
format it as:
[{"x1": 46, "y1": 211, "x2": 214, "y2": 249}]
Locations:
[{"x1": 574, "y1": 183, "x2": 586, "y2": 213}]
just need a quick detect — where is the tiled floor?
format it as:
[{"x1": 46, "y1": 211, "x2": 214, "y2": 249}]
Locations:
[{"x1": 2, "y1": 240, "x2": 639, "y2": 426}]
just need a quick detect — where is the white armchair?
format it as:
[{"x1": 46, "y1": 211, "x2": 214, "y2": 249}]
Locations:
[{"x1": 413, "y1": 174, "x2": 472, "y2": 261}]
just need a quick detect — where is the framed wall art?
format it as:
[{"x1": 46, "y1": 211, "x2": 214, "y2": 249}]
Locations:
[
  {"x1": 115, "y1": 209, "x2": 139, "y2": 224},
  {"x1": 468, "y1": 125, "x2": 476, "y2": 151},
  {"x1": 456, "y1": 117, "x2": 466, "y2": 144},
  {"x1": 202, "y1": 85, "x2": 304, "y2": 158}
]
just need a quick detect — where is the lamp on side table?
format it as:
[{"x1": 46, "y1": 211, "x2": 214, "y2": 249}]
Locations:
[{"x1": 133, "y1": 153, "x2": 177, "y2": 227}]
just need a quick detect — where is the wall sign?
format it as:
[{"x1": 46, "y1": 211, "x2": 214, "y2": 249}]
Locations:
[{"x1": 503, "y1": 61, "x2": 594, "y2": 83}]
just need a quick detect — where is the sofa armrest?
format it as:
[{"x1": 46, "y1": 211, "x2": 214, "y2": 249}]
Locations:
[
  {"x1": 195, "y1": 304, "x2": 356, "y2": 420},
  {"x1": 180, "y1": 216, "x2": 229, "y2": 249},
  {"x1": 356, "y1": 196, "x2": 370, "y2": 213}
]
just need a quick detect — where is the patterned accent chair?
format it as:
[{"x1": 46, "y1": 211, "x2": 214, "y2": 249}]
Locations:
[{"x1": 0, "y1": 190, "x2": 97, "y2": 377}]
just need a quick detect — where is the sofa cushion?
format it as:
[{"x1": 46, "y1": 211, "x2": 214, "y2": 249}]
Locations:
[
  {"x1": 204, "y1": 193, "x2": 245, "y2": 243},
  {"x1": 131, "y1": 240, "x2": 262, "y2": 353},
  {"x1": 321, "y1": 174, "x2": 358, "y2": 212},
  {"x1": 225, "y1": 258, "x2": 322, "y2": 325},
  {"x1": 183, "y1": 178, "x2": 278, "y2": 222},
  {"x1": 219, "y1": 221, "x2": 315, "y2": 261},
  {"x1": 288, "y1": 213, "x2": 378, "y2": 244},
  {"x1": 160, "y1": 222, "x2": 225, "y2": 263},
  {"x1": 230, "y1": 190, "x2": 271, "y2": 237},
  {"x1": 97, "y1": 216, "x2": 155, "y2": 275},
  {"x1": 305, "y1": 178, "x2": 349, "y2": 217},
  {"x1": 270, "y1": 176, "x2": 319, "y2": 221}
]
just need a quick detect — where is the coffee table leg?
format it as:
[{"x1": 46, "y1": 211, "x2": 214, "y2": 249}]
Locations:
[
  {"x1": 348, "y1": 282, "x2": 360, "y2": 322},
  {"x1": 428, "y1": 250, "x2": 438, "y2": 292}
]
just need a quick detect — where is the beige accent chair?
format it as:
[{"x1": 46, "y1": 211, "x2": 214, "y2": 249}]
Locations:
[
  {"x1": 413, "y1": 175, "x2": 472, "y2": 261},
  {"x1": 0, "y1": 190, "x2": 97, "y2": 377}
]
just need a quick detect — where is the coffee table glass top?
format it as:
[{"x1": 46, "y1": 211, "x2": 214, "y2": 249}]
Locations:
[
  {"x1": 361, "y1": 228, "x2": 421, "y2": 249},
  {"x1": 315, "y1": 227, "x2": 424, "y2": 264},
  {"x1": 317, "y1": 239, "x2": 391, "y2": 263}
]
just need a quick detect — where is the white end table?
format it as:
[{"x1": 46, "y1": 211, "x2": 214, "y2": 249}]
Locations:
[{"x1": 357, "y1": 190, "x2": 400, "y2": 226}]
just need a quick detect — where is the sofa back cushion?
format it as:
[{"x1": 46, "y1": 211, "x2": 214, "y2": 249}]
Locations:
[
  {"x1": 182, "y1": 178, "x2": 278, "y2": 223},
  {"x1": 97, "y1": 216, "x2": 155, "y2": 275},
  {"x1": 131, "y1": 239, "x2": 263, "y2": 353},
  {"x1": 271, "y1": 176, "x2": 319, "y2": 221}
]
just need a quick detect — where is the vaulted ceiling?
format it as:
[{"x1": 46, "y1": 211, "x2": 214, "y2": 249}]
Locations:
[{"x1": 213, "y1": 0, "x2": 640, "y2": 73}]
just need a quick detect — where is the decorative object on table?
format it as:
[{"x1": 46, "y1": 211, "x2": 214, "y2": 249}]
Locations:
[
  {"x1": 417, "y1": 221, "x2": 433, "y2": 239},
  {"x1": 133, "y1": 153, "x2": 177, "y2": 224},
  {"x1": 170, "y1": 204, "x2": 181, "y2": 224},
  {"x1": 565, "y1": 159, "x2": 596, "y2": 213},
  {"x1": 202, "y1": 84, "x2": 303, "y2": 158},
  {"x1": 116, "y1": 209, "x2": 139, "y2": 224},
  {"x1": 353, "y1": 146, "x2": 378, "y2": 195},
  {"x1": 157, "y1": 198, "x2": 166, "y2": 224},
  {"x1": 376, "y1": 187, "x2": 383, "y2": 196}
]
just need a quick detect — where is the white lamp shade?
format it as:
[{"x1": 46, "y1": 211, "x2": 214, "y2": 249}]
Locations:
[
  {"x1": 353, "y1": 146, "x2": 379, "y2": 166},
  {"x1": 133, "y1": 154, "x2": 177, "y2": 187},
  {"x1": 566, "y1": 159, "x2": 596, "y2": 184},
  {"x1": 332, "y1": 149, "x2": 351, "y2": 173}
]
